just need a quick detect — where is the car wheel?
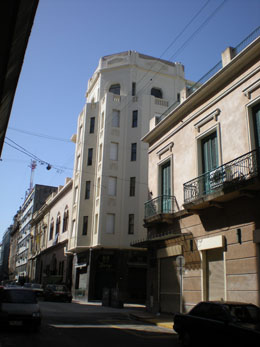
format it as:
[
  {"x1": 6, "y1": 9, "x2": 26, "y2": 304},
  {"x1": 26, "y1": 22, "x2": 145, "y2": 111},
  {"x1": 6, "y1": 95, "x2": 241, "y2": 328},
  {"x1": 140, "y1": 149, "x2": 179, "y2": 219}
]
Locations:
[{"x1": 179, "y1": 331, "x2": 192, "y2": 347}]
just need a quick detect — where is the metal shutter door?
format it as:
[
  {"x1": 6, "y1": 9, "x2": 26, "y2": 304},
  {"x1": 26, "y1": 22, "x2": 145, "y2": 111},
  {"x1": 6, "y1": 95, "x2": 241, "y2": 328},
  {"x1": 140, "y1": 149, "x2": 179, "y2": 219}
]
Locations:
[{"x1": 206, "y1": 248, "x2": 224, "y2": 301}]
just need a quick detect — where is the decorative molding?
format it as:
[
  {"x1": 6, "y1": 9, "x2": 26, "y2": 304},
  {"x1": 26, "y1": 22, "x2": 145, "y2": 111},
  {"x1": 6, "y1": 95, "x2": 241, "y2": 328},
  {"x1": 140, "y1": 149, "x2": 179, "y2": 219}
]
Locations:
[
  {"x1": 194, "y1": 108, "x2": 220, "y2": 132},
  {"x1": 156, "y1": 142, "x2": 174, "y2": 159},
  {"x1": 243, "y1": 78, "x2": 260, "y2": 99}
]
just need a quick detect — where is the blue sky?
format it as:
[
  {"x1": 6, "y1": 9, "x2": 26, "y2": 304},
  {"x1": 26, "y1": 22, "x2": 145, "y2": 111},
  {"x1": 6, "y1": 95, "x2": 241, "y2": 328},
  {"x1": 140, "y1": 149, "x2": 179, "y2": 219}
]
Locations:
[{"x1": 1, "y1": 0, "x2": 260, "y2": 240}]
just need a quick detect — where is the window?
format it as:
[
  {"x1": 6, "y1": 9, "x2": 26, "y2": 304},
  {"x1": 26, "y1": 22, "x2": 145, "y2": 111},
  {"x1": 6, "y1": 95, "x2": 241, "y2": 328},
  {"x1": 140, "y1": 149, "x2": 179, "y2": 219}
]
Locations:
[
  {"x1": 108, "y1": 176, "x2": 117, "y2": 196},
  {"x1": 74, "y1": 186, "x2": 78, "y2": 204},
  {"x1": 49, "y1": 219, "x2": 54, "y2": 240},
  {"x1": 132, "y1": 82, "x2": 136, "y2": 96},
  {"x1": 130, "y1": 177, "x2": 136, "y2": 196},
  {"x1": 82, "y1": 216, "x2": 88, "y2": 235},
  {"x1": 85, "y1": 181, "x2": 91, "y2": 199},
  {"x1": 97, "y1": 177, "x2": 101, "y2": 196},
  {"x1": 99, "y1": 143, "x2": 103, "y2": 162},
  {"x1": 131, "y1": 143, "x2": 137, "y2": 161},
  {"x1": 252, "y1": 103, "x2": 260, "y2": 148},
  {"x1": 55, "y1": 214, "x2": 61, "y2": 235},
  {"x1": 90, "y1": 117, "x2": 95, "y2": 133},
  {"x1": 71, "y1": 220, "x2": 76, "y2": 237},
  {"x1": 151, "y1": 87, "x2": 163, "y2": 99},
  {"x1": 76, "y1": 155, "x2": 81, "y2": 172},
  {"x1": 132, "y1": 110, "x2": 138, "y2": 127},
  {"x1": 112, "y1": 110, "x2": 120, "y2": 127},
  {"x1": 101, "y1": 112, "x2": 104, "y2": 129},
  {"x1": 106, "y1": 214, "x2": 115, "y2": 234},
  {"x1": 128, "y1": 214, "x2": 134, "y2": 235},
  {"x1": 109, "y1": 84, "x2": 120, "y2": 95},
  {"x1": 110, "y1": 142, "x2": 118, "y2": 161},
  {"x1": 95, "y1": 214, "x2": 98, "y2": 234},
  {"x1": 161, "y1": 161, "x2": 172, "y2": 213},
  {"x1": 201, "y1": 131, "x2": 218, "y2": 173},
  {"x1": 62, "y1": 207, "x2": 69, "y2": 232},
  {"x1": 87, "y1": 148, "x2": 93, "y2": 166}
]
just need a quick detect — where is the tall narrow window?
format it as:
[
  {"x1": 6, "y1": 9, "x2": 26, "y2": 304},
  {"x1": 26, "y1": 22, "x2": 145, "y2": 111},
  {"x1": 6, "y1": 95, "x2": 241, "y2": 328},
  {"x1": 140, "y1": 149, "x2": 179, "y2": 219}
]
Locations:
[
  {"x1": 74, "y1": 187, "x2": 78, "y2": 204},
  {"x1": 132, "y1": 82, "x2": 136, "y2": 96},
  {"x1": 99, "y1": 143, "x2": 103, "y2": 162},
  {"x1": 131, "y1": 143, "x2": 137, "y2": 161},
  {"x1": 128, "y1": 214, "x2": 134, "y2": 234},
  {"x1": 130, "y1": 177, "x2": 136, "y2": 196},
  {"x1": 85, "y1": 181, "x2": 91, "y2": 199},
  {"x1": 97, "y1": 177, "x2": 101, "y2": 196},
  {"x1": 110, "y1": 142, "x2": 118, "y2": 161},
  {"x1": 108, "y1": 176, "x2": 117, "y2": 196},
  {"x1": 161, "y1": 161, "x2": 171, "y2": 213},
  {"x1": 76, "y1": 155, "x2": 81, "y2": 172},
  {"x1": 90, "y1": 117, "x2": 95, "y2": 133},
  {"x1": 87, "y1": 148, "x2": 93, "y2": 165},
  {"x1": 201, "y1": 131, "x2": 218, "y2": 173},
  {"x1": 112, "y1": 110, "x2": 120, "y2": 127},
  {"x1": 109, "y1": 84, "x2": 120, "y2": 95},
  {"x1": 49, "y1": 219, "x2": 54, "y2": 240},
  {"x1": 253, "y1": 104, "x2": 260, "y2": 148},
  {"x1": 106, "y1": 214, "x2": 115, "y2": 234},
  {"x1": 82, "y1": 216, "x2": 88, "y2": 235},
  {"x1": 62, "y1": 207, "x2": 69, "y2": 232},
  {"x1": 101, "y1": 112, "x2": 104, "y2": 129},
  {"x1": 132, "y1": 110, "x2": 138, "y2": 127},
  {"x1": 55, "y1": 214, "x2": 61, "y2": 235}
]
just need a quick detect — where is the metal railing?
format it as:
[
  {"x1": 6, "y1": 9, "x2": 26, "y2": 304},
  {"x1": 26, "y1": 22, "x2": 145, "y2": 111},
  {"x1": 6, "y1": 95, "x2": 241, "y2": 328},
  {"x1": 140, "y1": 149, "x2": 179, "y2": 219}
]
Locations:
[
  {"x1": 183, "y1": 149, "x2": 260, "y2": 204},
  {"x1": 144, "y1": 195, "x2": 177, "y2": 219}
]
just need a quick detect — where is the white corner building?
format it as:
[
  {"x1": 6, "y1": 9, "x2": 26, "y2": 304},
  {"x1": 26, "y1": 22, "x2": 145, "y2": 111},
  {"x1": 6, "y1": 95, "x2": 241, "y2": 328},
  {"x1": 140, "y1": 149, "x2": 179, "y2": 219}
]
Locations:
[{"x1": 68, "y1": 51, "x2": 188, "y2": 302}]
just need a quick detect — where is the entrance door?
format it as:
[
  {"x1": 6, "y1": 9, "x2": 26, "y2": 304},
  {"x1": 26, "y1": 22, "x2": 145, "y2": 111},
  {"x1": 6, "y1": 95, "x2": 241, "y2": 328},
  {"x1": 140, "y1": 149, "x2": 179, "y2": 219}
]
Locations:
[
  {"x1": 206, "y1": 248, "x2": 225, "y2": 301},
  {"x1": 160, "y1": 257, "x2": 180, "y2": 313},
  {"x1": 202, "y1": 132, "x2": 218, "y2": 194},
  {"x1": 161, "y1": 161, "x2": 171, "y2": 213}
]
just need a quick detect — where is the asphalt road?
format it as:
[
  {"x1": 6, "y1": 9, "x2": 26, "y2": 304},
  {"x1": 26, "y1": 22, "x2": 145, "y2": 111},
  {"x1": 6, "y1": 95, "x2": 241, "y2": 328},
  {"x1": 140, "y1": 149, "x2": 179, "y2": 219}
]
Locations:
[{"x1": 0, "y1": 301, "x2": 179, "y2": 347}]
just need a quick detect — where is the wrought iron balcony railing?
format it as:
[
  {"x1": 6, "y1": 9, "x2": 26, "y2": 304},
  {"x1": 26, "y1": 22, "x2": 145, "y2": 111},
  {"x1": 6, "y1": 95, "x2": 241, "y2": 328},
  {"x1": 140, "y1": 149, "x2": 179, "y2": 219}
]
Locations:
[
  {"x1": 184, "y1": 149, "x2": 260, "y2": 204},
  {"x1": 144, "y1": 195, "x2": 177, "y2": 219}
]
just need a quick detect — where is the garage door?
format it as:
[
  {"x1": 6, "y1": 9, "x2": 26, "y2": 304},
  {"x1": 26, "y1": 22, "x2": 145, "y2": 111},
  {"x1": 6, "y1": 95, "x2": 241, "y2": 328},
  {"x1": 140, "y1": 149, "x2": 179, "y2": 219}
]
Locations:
[{"x1": 160, "y1": 257, "x2": 180, "y2": 313}]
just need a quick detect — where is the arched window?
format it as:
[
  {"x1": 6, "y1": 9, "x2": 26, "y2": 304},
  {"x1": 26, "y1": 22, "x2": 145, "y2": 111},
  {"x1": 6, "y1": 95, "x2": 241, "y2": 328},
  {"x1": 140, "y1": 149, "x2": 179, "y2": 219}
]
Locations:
[
  {"x1": 55, "y1": 213, "x2": 61, "y2": 235},
  {"x1": 109, "y1": 84, "x2": 120, "y2": 95},
  {"x1": 62, "y1": 207, "x2": 69, "y2": 233},
  {"x1": 49, "y1": 219, "x2": 54, "y2": 240},
  {"x1": 151, "y1": 87, "x2": 163, "y2": 99}
]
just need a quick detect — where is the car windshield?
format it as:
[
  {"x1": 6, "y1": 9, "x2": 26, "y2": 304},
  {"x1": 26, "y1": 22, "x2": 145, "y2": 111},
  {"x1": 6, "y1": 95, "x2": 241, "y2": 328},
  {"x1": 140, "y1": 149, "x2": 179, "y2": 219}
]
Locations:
[
  {"x1": 32, "y1": 284, "x2": 42, "y2": 289},
  {"x1": 1, "y1": 289, "x2": 37, "y2": 304},
  {"x1": 226, "y1": 304, "x2": 260, "y2": 324}
]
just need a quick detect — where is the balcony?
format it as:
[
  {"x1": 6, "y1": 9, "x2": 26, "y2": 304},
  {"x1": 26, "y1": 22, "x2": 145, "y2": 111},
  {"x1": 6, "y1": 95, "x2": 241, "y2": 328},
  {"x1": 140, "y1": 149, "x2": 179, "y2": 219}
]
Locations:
[
  {"x1": 144, "y1": 195, "x2": 177, "y2": 222},
  {"x1": 183, "y1": 148, "x2": 260, "y2": 209}
]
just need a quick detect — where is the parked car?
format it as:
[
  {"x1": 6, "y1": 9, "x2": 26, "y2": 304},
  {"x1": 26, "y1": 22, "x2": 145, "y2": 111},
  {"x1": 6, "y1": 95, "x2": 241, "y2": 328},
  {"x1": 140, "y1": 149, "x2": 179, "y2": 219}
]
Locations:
[
  {"x1": 23, "y1": 283, "x2": 44, "y2": 298},
  {"x1": 43, "y1": 284, "x2": 72, "y2": 303},
  {"x1": 0, "y1": 287, "x2": 41, "y2": 331},
  {"x1": 173, "y1": 301, "x2": 260, "y2": 346}
]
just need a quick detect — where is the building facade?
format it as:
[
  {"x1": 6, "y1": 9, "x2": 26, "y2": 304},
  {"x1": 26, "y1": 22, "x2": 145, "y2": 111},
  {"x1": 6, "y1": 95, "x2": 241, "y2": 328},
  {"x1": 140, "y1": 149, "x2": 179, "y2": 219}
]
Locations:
[
  {"x1": 68, "y1": 51, "x2": 190, "y2": 302},
  {"x1": 29, "y1": 178, "x2": 73, "y2": 287},
  {"x1": 139, "y1": 31, "x2": 260, "y2": 313},
  {"x1": 16, "y1": 184, "x2": 57, "y2": 282}
]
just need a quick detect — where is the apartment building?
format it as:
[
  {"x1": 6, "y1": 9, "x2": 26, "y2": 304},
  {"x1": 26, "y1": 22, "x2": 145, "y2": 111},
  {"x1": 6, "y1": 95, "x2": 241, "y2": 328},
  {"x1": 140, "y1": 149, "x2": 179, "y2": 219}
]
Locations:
[
  {"x1": 16, "y1": 184, "x2": 57, "y2": 282},
  {"x1": 138, "y1": 30, "x2": 260, "y2": 313},
  {"x1": 68, "y1": 51, "x2": 189, "y2": 302},
  {"x1": 29, "y1": 178, "x2": 73, "y2": 286}
]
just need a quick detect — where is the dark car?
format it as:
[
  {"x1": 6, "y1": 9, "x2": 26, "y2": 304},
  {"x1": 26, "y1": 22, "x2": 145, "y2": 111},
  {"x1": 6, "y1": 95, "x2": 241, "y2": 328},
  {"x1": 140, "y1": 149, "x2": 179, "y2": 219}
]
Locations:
[
  {"x1": 43, "y1": 284, "x2": 72, "y2": 302},
  {"x1": 0, "y1": 287, "x2": 41, "y2": 331},
  {"x1": 173, "y1": 301, "x2": 260, "y2": 346}
]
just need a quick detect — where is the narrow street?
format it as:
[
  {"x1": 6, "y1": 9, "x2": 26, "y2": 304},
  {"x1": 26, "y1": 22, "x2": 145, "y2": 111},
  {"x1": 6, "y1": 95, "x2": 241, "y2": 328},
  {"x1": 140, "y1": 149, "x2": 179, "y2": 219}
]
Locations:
[{"x1": 0, "y1": 301, "x2": 179, "y2": 347}]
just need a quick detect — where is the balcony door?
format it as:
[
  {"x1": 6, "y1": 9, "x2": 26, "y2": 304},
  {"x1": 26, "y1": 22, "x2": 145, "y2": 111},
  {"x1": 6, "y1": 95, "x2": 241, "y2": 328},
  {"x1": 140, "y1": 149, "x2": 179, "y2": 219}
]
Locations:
[
  {"x1": 253, "y1": 104, "x2": 260, "y2": 148},
  {"x1": 161, "y1": 161, "x2": 171, "y2": 213},
  {"x1": 201, "y1": 131, "x2": 218, "y2": 193}
]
